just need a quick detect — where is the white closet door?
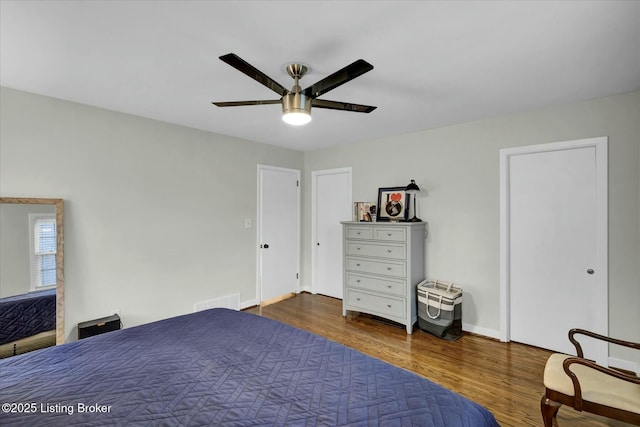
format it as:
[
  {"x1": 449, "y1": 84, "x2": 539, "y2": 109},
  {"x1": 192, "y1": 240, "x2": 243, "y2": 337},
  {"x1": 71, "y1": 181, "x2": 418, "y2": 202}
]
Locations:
[
  {"x1": 312, "y1": 168, "x2": 351, "y2": 299},
  {"x1": 258, "y1": 165, "x2": 300, "y2": 302},
  {"x1": 501, "y1": 137, "x2": 607, "y2": 364}
]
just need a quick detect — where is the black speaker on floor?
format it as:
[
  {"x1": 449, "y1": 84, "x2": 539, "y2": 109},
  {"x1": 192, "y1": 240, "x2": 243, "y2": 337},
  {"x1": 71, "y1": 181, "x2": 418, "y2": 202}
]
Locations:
[{"x1": 78, "y1": 314, "x2": 121, "y2": 339}]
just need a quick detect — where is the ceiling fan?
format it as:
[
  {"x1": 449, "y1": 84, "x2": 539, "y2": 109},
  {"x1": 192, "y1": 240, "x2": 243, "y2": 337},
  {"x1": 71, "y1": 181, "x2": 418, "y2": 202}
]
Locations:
[{"x1": 212, "y1": 53, "x2": 376, "y2": 126}]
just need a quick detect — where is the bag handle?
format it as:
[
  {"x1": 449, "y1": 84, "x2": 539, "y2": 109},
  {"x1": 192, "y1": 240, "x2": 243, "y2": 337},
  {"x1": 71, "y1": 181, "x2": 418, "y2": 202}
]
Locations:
[
  {"x1": 425, "y1": 292, "x2": 442, "y2": 319},
  {"x1": 434, "y1": 280, "x2": 454, "y2": 293}
]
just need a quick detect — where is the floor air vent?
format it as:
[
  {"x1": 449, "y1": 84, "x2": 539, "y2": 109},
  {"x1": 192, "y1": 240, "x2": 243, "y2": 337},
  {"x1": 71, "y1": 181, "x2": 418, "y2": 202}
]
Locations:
[{"x1": 193, "y1": 293, "x2": 240, "y2": 312}]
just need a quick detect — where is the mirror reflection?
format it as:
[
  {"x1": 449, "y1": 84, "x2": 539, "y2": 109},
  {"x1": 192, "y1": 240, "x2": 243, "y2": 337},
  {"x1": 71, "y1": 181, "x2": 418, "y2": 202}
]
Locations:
[{"x1": 0, "y1": 198, "x2": 64, "y2": 358}]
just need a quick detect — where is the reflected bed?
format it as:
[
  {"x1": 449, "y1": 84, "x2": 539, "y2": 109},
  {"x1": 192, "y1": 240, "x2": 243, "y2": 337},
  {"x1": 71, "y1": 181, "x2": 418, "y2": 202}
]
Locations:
[{"x1": 0, "y1": 289, "x2": 56, "y2": 357}]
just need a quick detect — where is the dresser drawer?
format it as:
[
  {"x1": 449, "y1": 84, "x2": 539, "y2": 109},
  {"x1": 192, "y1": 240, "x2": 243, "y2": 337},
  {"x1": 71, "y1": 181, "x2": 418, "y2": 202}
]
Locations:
[
  {"x1": 346, "y1": 273, "x2": 405, "y2": 297},
  {"x1": 347, "y1": 290, "x2": 405, "y2": 318},
  {"x1": 345, "y1": 241, "x2": 406, "y2": 260},
  {"x1": 345, "y1": 226, "x2": 372, "y2": 240},
  {"x1": 374, "y1": 227, "x2": 407, "y2": 242},
  {"x1": 345, "y1": 257, "x2": 406, "y2": 278}
]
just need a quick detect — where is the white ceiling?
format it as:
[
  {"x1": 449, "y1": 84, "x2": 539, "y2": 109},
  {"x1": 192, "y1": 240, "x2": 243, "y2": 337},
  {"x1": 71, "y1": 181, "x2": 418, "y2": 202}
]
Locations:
[{"x1": 1, "y1": 1, "x2": 639, "y2": 152}]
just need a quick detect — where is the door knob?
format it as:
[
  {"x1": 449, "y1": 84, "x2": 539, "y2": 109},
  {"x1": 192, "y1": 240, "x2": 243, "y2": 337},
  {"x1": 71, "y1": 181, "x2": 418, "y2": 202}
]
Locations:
[
  {"x1": 263, "y1": 244, "x2": 269, "y2": 249},
  {"x1": 587, "y1": 268, "x2": 594, "y2": 274}
]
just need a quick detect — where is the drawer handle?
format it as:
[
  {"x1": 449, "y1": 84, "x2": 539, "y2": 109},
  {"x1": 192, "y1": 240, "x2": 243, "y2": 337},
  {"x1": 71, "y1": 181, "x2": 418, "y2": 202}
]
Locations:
[
  {"x1": 356, "y1": 298, "x2": 361, "y2": 301},
  {"x1": 387, "y1": 233, "x2": 392, "y2": 236},
  {"x1": 387, "y1": 304, "x2": 392, "y2": 308},
  {"x1": 387, "y1": 249, "x2": 392, "y2": 253},
  {"x1": 387, "y1": 267, "x2": 392, "y2": 271},
  {"x1": 387, "y1": 285, "x2": 392, "y2": 288},
  {"x1": 356, "y1": 247, "x2": 361, "y2": 250},
  {"x1": 356, "y1": 279, "x2": 361, "y2": 283},
  {"x1": 356, "y1": 263, "x2": 361, "y2": 267},
  {"x1": 356, "y1": 232, "x2": 361, "y2": 235}
]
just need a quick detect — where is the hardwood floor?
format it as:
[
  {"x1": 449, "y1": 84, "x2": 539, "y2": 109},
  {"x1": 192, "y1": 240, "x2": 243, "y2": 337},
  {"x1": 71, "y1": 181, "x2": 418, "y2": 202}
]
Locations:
[{"x1": 245, "y1": 293, "x2": 633, "y2": 427}]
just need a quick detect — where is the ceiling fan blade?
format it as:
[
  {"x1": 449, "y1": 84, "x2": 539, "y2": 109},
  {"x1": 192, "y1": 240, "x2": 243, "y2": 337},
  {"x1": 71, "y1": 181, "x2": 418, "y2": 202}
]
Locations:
[
  {"x1": 219, "y1": 53, "x2": 288, "y2": 96},
  {"x1": 302, "y1": 59, "x2": 373, "y2": 99},
  {"x1": 212, "y1": 100, "x2": 281, "y2": 107},
  {"x1": 311, "y1": 99, "x2": 377, "y2": 113}
]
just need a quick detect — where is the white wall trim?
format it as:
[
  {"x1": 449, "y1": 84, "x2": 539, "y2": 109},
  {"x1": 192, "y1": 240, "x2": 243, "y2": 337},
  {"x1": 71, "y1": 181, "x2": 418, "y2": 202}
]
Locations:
[
  {"x1": 499, "y1": 137, "x2": 608, "y2": 364},
  {"x1": 462, "y1": 323, "x2": 501, "y2": 340},
  {"x1": 240, "y1": 298, "x2": 259, "y2": 310},
  {"x1": 608, "y1": 357, "x2": 640, "y2": 376}
]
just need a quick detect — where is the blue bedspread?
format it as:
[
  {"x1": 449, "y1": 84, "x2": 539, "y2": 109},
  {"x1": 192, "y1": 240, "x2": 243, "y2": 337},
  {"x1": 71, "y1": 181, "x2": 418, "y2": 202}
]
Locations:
[
  {"x1": 0, "y1": 289, "x2": 56, "y2": 345},
  {"x1": 0, "y1": 308, "x2": 498, "y2": 426}
]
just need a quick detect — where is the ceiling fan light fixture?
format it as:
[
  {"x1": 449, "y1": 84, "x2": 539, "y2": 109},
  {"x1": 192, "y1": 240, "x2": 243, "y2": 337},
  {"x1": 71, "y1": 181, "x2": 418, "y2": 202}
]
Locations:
[
  {"x1": 282, "y1": 111, "x2": 311, "y2": 126},
  {"x1": 282, "y1": 92, "x2": 312, "y2": 126}
]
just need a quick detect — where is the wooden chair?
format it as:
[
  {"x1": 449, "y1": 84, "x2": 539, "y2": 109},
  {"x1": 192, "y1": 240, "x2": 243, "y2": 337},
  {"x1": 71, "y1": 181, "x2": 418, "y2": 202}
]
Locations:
[{"x1": 541, "y1": 328, "x2": 640, "y2": 426}]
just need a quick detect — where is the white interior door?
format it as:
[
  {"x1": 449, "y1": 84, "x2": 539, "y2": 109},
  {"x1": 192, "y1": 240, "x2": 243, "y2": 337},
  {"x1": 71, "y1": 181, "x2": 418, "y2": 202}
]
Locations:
[
  {"x1": 500, "y1": 137, "x2": 608, "y2": 365},
  {"x1": 258, "y1": 165, "x2": 300, "y2": 302},
  {"x1": 312, "y1": 168, "x2": 352, "y2": 299}
]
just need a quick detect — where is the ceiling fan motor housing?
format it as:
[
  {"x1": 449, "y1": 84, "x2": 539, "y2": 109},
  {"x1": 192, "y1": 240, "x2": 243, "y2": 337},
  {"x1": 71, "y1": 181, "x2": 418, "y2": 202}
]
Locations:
[{"x1": 282, "y1": 92, "x2": 311, "y2": 115}]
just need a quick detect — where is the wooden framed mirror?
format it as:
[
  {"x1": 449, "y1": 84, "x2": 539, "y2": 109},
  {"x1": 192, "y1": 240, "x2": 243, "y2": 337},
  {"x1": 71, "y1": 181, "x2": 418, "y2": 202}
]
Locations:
[{"x1": 0, "y1": 197, "x2": 64, "y2": 349}]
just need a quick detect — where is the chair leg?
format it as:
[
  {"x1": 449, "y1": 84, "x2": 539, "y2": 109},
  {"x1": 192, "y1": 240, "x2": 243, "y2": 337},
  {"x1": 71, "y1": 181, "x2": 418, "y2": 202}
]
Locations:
[{"x1": 541, "y1": 396, "x2": 562, "y2": 427}]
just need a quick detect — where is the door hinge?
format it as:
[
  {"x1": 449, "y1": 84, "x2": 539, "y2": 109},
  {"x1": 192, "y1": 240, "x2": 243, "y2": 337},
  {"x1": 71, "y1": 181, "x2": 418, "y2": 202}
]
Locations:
[
  {"x1": 296, "y1": 273, "x2": 299, "y2": 279},
  {"x1": 296, "y1": 180, "x2": 299, "y2": 187}
]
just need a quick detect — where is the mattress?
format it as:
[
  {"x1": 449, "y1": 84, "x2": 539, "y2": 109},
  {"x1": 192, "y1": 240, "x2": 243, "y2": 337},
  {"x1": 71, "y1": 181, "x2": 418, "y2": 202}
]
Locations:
[
  {"x1": 0, "y1": 288, "x2": 56, "y2": 345},
  {"x1": 0, "y1": 308, "x2": 499, "y2": 426}
]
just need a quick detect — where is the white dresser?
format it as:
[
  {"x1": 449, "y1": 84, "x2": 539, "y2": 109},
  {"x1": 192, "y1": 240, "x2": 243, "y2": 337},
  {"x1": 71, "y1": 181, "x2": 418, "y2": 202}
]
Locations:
[{"x1": 341, "y1": 221, "x2": 426, "y2": 333}]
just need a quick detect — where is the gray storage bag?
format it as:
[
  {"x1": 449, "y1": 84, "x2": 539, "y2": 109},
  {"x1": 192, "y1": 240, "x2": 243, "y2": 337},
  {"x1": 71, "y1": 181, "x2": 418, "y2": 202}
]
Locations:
[{"x1": 417, "y1": 280, "x2": 463, "y2": 341}]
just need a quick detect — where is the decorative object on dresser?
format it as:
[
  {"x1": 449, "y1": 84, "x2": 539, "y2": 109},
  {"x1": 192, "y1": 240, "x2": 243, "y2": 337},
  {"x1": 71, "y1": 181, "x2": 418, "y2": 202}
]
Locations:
[
  {"x1": 405, "y1": 179, "x2": 422, "y2": 222},
  {"x1": 353, "y1": 202, "x2": 375, "y2": 222},
  {"x1": 342, "y1": 221, "x2": 426, "y2": 333},
  {"x1": 376, "y1": 187, "x2": 409, "y2": 221}
]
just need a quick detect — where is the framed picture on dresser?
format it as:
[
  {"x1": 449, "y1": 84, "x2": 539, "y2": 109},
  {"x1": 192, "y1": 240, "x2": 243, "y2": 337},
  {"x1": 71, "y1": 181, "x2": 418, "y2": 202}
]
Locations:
[
  {"x1": 376, "y1": 187, "x2": 409, "y2": 221},
  {"x1": 354, "y1": 202, "x2": 375, "y2": 222}
]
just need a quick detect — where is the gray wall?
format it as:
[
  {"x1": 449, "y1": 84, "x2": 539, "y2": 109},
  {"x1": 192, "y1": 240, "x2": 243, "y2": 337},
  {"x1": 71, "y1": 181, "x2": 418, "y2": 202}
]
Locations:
[
  {"x1": 302, "y1": 90, "x2": 639, "y2": 364},
  {"x1": 0, "y1": 86, "x2": 304, "y2": 341}
]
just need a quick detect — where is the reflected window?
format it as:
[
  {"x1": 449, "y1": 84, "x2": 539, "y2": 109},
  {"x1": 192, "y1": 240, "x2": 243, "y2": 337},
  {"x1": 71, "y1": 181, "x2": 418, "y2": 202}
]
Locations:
[{"x1": 29, "y1": 214, "x2": 57, "y2": 290}]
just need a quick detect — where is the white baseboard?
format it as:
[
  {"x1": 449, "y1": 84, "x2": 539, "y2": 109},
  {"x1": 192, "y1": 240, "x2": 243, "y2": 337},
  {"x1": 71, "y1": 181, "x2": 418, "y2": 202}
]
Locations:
[
  {"x1": 461, "y1": 324, "x2": 638, "y2": 375},
  {"x1": 462, "y1": 322, "x2": 501, "y2": 340},
  {"x1": 240, "y1": 298, "x2": 259, "y2": 310},
  {"x1": 299, "y1": 284, "x2": 312, "y2": 293}
]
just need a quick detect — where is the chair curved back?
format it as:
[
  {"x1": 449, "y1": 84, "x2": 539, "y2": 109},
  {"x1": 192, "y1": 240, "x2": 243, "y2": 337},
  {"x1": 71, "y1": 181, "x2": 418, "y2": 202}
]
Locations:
[{"x1": 541, "y1": 329, "x2": 640, "y2": 427}]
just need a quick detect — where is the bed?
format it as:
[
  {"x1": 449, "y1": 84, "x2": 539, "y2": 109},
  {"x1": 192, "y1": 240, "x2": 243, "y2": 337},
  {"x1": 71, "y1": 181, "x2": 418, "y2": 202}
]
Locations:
[
  {"x1": 0, "y1": 289, "x2": 56, "y2": 357},
  {"x1": 0, "y1": 308, "x2": 499, "y2": 426}
]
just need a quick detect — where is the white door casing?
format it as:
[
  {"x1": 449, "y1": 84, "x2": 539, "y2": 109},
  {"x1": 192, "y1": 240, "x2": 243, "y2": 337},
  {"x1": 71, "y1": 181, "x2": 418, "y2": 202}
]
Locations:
[
  {"x1": 500, "y1": 137, "x2": 608, "y2": 366},
  {"x1": 257, "y1": 165, "x2": 300, "y2": 302},
  {"x1": 311, "y1": 168, "x2": 352, "y2": 299}
]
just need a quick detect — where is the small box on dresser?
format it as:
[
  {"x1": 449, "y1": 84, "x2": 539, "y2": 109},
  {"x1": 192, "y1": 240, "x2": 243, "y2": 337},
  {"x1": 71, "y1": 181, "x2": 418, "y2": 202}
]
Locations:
[{"x1": 341, "y1": 221, "x2": 426, "y2": 333}]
